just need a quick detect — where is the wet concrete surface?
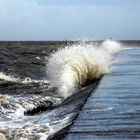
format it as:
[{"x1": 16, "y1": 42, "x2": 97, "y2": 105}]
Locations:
[{"x1": 64, "y1": 47, "x2": 140, "y2": 140}]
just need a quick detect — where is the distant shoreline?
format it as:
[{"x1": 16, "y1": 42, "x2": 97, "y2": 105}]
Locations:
[{"x1": 0, "y1": 40, "x2": 140, "y2": 46}]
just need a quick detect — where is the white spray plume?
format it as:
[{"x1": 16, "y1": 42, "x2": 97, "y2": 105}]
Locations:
[
  {"x1": 101, "y1": 40, "x2": 121, "y2": 55},
  {"x1": 47, "y1": 40, "x2": 121, "y2": 99}
]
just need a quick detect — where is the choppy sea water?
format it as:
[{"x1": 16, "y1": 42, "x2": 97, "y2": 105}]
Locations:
[
  {"x1": 0, "y1": 40, "x2": 136, "y2": 140},
  {"x1": 0, "y1": 42, "x2": 69, "y2": 140}
]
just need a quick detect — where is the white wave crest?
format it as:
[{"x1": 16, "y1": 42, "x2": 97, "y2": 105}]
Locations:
[
  {"x1": 0, "y1": 72, "x2": 49, "y2": 84},
  {"x1": 47, "y1": 40, "x2": 121, "y2": 99},
  {"x1": 0, "y1": 72, "x2": 19, "y2": 82}
]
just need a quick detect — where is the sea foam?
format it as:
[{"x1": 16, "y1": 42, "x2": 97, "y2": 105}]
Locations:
[
  {"x1": 47, "y1": 40, "x2": 121, "y2": 99},
  {"x1": 0, "y1": 72, "x2": 48, "y2": 84}
]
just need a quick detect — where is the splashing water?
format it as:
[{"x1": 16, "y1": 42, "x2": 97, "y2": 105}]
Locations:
[
  {"x1": 0, "y1": 40, "x2": 122, "y2": 139},
  {"x1": 47, "y1": 40, "x2": 121, "y2": 99}
]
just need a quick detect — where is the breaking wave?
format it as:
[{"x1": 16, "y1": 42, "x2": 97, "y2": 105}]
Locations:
[
  {"x1": 0, "y1": 72, "x2": 49, "y2": 84},
  {"x1": 0, "y1": 72, "x2": 19, "y2": 82},
  {"x1": 47, "y1": 40, "x2": 121, "y2": 99}
]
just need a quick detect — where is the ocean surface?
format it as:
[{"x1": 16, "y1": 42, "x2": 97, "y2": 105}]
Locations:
[{"x1": 0, "y1": 40, "x2": 139, "y2": 140}]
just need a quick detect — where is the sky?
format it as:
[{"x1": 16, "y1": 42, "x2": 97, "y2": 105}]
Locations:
[{"x1": 0, "y1": 0, "x2": 140, "y2": 40}]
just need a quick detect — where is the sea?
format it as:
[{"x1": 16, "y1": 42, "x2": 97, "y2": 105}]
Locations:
[{"x1": 0, "y1": 40, "x2": 139, "y2": 140}]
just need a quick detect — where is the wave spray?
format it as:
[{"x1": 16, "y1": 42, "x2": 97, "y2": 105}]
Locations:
[{"x1": 47, "y1": 40, "x2": 121, "y2": 99}]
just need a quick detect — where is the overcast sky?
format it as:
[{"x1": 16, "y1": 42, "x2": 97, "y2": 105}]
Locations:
[{"x1": 0, "y1": 0, "x2": 140, "y2": 40}]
